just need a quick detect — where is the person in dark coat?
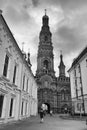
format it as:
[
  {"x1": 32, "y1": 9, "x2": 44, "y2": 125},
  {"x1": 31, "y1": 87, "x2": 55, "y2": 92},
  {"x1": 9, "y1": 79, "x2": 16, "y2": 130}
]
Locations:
[{"x1": 39, "y1": 107, "x2": 44, "y2": 123}]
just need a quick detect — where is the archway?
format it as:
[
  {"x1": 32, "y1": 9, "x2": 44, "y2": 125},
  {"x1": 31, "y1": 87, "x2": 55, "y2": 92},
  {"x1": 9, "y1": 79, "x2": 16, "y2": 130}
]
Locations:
[
  {"x1": 43, "y1": 60, "x2": 49, "y2": 69},
  {"x1": 44, "y1": 103, "x2": 50, "y2": 113}
]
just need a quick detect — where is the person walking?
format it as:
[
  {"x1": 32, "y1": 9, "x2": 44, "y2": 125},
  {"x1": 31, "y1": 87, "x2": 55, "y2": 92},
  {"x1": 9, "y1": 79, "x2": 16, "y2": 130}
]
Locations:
[
  {"x1": 39, "y1": 107, "x2": 44, "y2": 123},
  {"x1": 50, "y1": 110, "x2": 53, "y2": 116}
]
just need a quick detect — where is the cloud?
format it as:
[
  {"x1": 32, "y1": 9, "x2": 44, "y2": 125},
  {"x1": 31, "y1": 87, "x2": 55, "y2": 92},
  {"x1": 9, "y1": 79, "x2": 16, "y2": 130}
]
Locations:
[
  {"x1": 1, "y1": 0, "x2": 87, "y2": 76},
  {"x1": 52, "y1": 4, "x2": 87, "y2": 56},
  {"x1": 32, "y1": 0, "x2": 39, "y2": 7},
  {"x1": 55, "y1": 26, "x2": 80, "y2": 53},
  {"x1": 5, "y1": 6, "x2": 30, "y2": 25}
]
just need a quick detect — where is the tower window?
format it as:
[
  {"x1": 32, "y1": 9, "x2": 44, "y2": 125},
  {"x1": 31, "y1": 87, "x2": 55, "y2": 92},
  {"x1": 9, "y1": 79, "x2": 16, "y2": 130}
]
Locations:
[
  {"x1": 45, "y1": 36, "x2": 48, "y2": 41},
  {"x1": 3, "y1": 54, "x2": 9, "y2": 77},
  {"x1": 43, "y1": 60, "x2": 49, "y2": 69}
]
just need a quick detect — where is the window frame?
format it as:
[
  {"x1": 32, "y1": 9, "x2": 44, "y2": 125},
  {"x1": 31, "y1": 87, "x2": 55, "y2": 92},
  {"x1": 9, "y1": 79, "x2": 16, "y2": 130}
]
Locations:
[{"x1": 3, "y1": 54, "x2": 9, "y2": 77}]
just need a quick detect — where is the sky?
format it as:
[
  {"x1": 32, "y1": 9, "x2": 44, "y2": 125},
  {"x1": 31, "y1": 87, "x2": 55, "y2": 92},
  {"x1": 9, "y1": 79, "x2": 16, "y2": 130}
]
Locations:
[{"x1": 0, "y1": 0, "x2": 87, "y2": 76}]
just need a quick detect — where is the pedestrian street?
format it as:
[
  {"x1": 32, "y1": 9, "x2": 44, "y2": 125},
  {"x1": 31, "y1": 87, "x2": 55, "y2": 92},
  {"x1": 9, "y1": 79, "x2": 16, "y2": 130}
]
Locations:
[{"x1": 0, "y1": 114, "x2": 87, "y2": 130}]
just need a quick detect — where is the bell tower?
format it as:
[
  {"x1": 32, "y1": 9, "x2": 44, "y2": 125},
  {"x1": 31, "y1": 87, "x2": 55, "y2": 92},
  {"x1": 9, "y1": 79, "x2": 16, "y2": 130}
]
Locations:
[
  {"x1": 36, "y1": 10, "x2": 55, "y2": 78},
  {"x1": 36, "y1": 10, "x2": 56, "y2": 113}
]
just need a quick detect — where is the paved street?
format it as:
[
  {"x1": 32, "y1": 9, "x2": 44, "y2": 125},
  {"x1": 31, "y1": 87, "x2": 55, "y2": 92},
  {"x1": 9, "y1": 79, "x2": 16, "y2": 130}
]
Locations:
[{"x1": 0, "y1": 114, "x2": 87, "y2": 130}]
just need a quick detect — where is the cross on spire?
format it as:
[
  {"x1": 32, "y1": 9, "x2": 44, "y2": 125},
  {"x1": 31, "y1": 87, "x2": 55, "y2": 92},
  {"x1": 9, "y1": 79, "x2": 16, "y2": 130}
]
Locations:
[
  {"x1": 45, "y1": 9, "x2": 47, "y2": 15},
  {"x1": 60, "y1": 50, "x2": 62, "y2": 55}
]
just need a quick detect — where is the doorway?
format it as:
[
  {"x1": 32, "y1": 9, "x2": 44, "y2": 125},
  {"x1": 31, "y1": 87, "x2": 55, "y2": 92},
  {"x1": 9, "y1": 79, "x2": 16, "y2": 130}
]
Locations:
[{"x1": 44, "y1": 103, "x2": 50, "y2": 113}]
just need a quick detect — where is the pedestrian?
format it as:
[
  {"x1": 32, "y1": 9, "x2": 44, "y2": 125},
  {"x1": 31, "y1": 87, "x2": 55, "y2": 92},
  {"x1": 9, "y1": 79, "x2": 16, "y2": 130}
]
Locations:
[
  {"x1": 50, "y1": 110, "x2": 53, "y2": 116},
  {"x1": 39, "y1": 107, "x2": 44, "y2": 123}
]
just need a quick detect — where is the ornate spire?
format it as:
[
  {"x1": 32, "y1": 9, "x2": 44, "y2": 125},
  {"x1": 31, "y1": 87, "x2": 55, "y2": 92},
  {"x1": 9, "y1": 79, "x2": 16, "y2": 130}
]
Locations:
[
  {"x1": 45, "y1": 9, "x2": 47, "y2": 15},
  {"x1": 58, "y1": 51, "x2": 65, "y2": 76},
  {"x1": 22, "y1": 42, "x2": 27, "y2": 59},
  {"x1": 42, "y1": 9, "x2": 49, "y2": 26},
  {"x1": 39, "y1": 9, "x2": 52, "y2": 44},
  {"x1": 27, "y1": 50, "x2": 32, "y2": 67}
]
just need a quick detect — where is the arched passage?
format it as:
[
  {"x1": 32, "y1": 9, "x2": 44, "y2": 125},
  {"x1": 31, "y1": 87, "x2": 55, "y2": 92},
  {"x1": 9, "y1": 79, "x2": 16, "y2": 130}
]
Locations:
[{"x1": 44, "y1": 103, "x2": 50, "y2": 113}]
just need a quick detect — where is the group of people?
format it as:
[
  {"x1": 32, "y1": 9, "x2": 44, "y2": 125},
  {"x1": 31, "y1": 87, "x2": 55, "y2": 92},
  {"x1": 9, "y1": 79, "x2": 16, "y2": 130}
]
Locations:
[{"x1": 39, "y1": 105, "x2": 53, "y2": 123}]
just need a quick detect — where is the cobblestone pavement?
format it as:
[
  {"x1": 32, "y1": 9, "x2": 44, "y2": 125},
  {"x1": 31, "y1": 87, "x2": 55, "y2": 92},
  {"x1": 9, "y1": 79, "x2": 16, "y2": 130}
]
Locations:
[{"x1": 0, "y1": 114, "x2": 87, "y2": 130}]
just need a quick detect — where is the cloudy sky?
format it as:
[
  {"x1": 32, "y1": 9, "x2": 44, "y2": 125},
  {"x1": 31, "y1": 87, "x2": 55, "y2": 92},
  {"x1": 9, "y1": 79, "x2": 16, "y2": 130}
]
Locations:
[{"x1": 0, "y1": 0, "x2": 87, "y2": 76}]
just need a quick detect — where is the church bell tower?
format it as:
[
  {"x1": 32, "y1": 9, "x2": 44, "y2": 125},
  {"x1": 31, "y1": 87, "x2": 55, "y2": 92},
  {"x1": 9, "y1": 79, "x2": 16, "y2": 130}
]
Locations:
[
  {"x1": 36, "y1": 10, "x2": 55, "y2": 78},
  {"x1": 36, "y1": 10, "x2": 56, "y2": 113}
]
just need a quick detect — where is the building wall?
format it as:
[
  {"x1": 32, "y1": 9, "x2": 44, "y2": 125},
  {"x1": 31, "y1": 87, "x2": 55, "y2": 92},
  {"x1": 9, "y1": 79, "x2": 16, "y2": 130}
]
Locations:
[
  {"x1": 80, "y1": 56, "x2": 87, "y2": 94},
  {"x1": 69, "y1": 50, "x2": 87, "y2": 115},
  {"x1": 57, "y1": 77, "x2": 71, "y2": 113},
  {"x1": 0, "y1": 11, "x2": 38, "y2": 124}
]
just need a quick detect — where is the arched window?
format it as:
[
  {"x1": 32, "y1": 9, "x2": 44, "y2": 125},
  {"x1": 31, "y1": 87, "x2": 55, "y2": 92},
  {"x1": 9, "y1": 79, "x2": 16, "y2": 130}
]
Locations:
[
  {"x1": 43, "y1": 60, "x2": 49, "y2": 69},
  {"x1": 45, "y1": 36, "x2": 48, "y2": 41},
  {"x1": 61, "y1": 90, "x2": 65, "y2": 100}
]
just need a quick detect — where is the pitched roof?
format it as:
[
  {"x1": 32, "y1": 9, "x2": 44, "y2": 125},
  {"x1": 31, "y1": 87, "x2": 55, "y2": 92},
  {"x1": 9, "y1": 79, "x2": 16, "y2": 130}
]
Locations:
[{"x1": 68, "y1": 46, "x2": 87, "y2": 72}]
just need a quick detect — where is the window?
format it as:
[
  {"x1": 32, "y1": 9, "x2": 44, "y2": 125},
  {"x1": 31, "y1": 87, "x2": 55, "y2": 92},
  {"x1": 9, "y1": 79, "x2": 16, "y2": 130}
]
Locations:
[
  {"x1": 9, "y1": 98, "x2": 13, "y2": 117},
  {"x1": 77, "y1": 103, "x2": 80, "y2": 111},
  {"x1": 25, "y1": 102, "x2": 27, "y2": 115},
  {"x1": 45, "y1": 36, "x2": 48, "y2": 41},
  {"x1": 43, "y1": 60, "x2": 49, "y2": 69},
  {"x1": 13, "y1": 65, "x2": 17, "y2": 83},
  {"x1": 44, "y1": 81, "x2": 48, "y2": 87},
  {"x1": 26, "y1": 79, "x2": 28, "y2": 92},
  {"x1": 74, "y1": 69, "x2": 76, "y2": 77},
  {"x1": 82, "y1": 103, "x2": 84, "y2": 111},
  {"x1": 0, "y1": 95, "x2": 4, "y2": 117},
  {"x1": 23, "y1": 75, "x2": 25, "y2": 90},
  {"x1": 3, "y1": 54, "x2": 9, "y2": 77},
  {"x1": 76, "y1": 88, "x2": 78, "y2": 99},
  {"x1": 79, "y1": 76, "x2": 82, "y2": 83},
  {"x1": 77, "y1": 103, "x2": 83, "y2": 111},
  {"x1": 78, "y1": 65, "x2": 80, "y2": 73},
  {"x1": 75, "y1": 79, "x2": 77, "y2": 86},
  {"x1": 61, "y1": 91, "x2": 65, "y2": 101},
  {"x1": 21, "y1": 101, "x2": 24, "y2": 115}
]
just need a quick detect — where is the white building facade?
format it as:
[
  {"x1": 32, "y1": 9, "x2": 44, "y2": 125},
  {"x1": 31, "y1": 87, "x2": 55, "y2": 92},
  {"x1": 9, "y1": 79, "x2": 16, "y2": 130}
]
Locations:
[
  {"x1": 0, "y1": 10, "x2": 38, "y2": 124},
  {"x1": 68, "y1": 46, "x2": 87, "y2": 115}
]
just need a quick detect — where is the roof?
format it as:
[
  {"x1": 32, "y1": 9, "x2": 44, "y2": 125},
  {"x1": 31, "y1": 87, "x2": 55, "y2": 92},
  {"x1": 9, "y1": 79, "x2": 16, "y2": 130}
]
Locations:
[
  {"x1": 68, "y1": 46, "x2": 87, "y2": 72},
  {"x1": 0, "y1": 10, "x2": 34, "y2": 77}
]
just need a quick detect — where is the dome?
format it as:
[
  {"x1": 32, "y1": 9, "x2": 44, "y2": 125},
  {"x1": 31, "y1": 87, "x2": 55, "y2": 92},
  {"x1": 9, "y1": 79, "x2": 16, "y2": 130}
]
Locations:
[
  {"x1": 42, "y1": 9, "x2": 49, "y2": 26},
  {"x1": 42, "y1": 14, "x2": 49, "y2": 19}
]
